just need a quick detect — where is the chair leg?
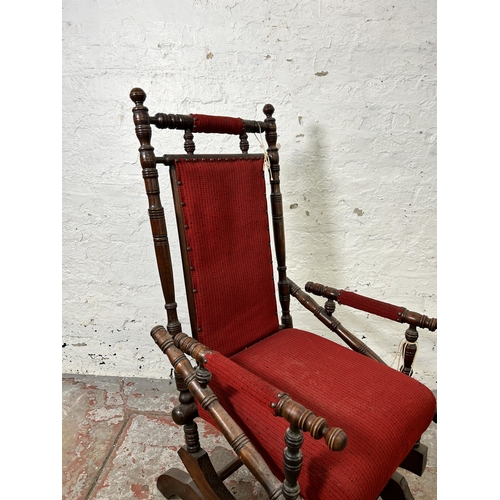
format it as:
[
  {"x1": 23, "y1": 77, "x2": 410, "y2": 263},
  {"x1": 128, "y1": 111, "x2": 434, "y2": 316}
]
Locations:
[
  {"x1": 158, "y1": 370, "x2": 236, "y2": 500},
  {"x1": 157, "y1": 446, "x2": 237, "y2": 500},
  {"x1": 177, "y1": 446, "x2": 236, "y2": 500},
  {"x1": 157, "y1": 467, "x2": 204, "y2": 500},
  {"x1": 379, "y1": 472, "x2": 415, "y2": 500},
  {"x1": 399, "y1": 442, "x2": 428, "y2": 477}
]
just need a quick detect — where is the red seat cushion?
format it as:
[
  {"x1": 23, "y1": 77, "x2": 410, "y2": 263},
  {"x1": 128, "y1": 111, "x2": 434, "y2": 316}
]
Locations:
[{"x1": 202, "y1": 328, "x2": 436, "y2": 500}]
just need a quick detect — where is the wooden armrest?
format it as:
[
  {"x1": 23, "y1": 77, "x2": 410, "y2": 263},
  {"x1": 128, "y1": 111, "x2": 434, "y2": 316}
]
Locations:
[
  {"x1": 151, "y1": 325, "x2": 284, "y2": 500},
  {"x1": 305, "y1": 281, "x2": 437, "y2": 331},
  {"x1": 151, "y1": 326, "x2": 347, "y2": 453},
  {"x1": 275, "y1": 394, "x2": 347, "y2": 452},
  {"x1": 289, "y1": 278, "x2": 385, "y2": 363}
]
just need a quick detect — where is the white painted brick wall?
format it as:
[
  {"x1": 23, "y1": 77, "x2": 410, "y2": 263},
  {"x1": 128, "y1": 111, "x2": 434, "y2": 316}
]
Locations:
[{"x1": 62, "y1": 0, "x2": 437, "y2": 388}]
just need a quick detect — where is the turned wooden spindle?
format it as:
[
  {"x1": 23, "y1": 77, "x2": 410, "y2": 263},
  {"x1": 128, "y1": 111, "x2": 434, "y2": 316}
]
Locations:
[
  {"x1": 171, "y1": 371, "x2": 201, "y2": 454},
  {"x1": 151, "y1": 326, "x2": 285, "y2": 500},
  {"x1": 324, "y1": 298, "x2": 336, "y2": 316},
  {"x1": 184, "y1": 128, "x2": 195, "y2": 155},
  {"x1": 400, "y1": 325, "x2": 419, "y2": 377},
  {"x1": 281, "y1": 423, "x2": 303, "y2": 500},
  {"x1": 264, "y1": 104, "x2": 292, "y2": 329},
  {"x1": 130, "y1": 88, "x2": 182, "y2": 338},
  {"x1": 239, "y1": 132, "x2": 249, "y2": 153}
]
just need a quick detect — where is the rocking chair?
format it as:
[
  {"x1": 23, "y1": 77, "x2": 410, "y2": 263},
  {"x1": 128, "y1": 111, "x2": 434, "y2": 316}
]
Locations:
[{"x1": 130, "y1": 88, "x2": 437, "y2": 500}]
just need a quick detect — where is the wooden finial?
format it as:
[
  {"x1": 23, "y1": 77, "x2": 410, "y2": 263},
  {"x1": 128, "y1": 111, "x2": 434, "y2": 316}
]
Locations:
[
  {"x1": 130, "y1": 87, "x2": 147, "y2": 106},
  {"x1": 263, "y1": 103, "x2": 275, "y2": 118}
]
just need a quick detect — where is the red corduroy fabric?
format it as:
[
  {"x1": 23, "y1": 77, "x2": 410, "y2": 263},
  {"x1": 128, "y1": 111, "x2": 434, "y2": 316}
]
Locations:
[
  {"x1": 175, "y1": 157, "x2": 279, "y2": 356},
  {"x1": 199, "y1": 328, "x2": 436, "y2": 500},
  {"x1": 190, "y1": 114, "x2": 244, "y2": 135},
  {"x1": 337, "y1": 290, "x2": 406, "y2": 323},
  {"x1": 204, "y1": 351, "x2": 282, "y2": 413}
]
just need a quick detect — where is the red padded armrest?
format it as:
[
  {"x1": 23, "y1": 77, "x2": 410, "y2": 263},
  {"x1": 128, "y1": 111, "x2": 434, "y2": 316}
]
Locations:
[
  {"x1": 336, "y1": 290, "x2": 405, "y2": 322},
  {"x1": 205, "y1": 351, "x2": 281, "y2": 414},
  {"x1": 304, "y1": 281, "x2": 437, "y2": 331},
  {"x1": 191, "y1": 114, "x2": 244, "y2": 134}
]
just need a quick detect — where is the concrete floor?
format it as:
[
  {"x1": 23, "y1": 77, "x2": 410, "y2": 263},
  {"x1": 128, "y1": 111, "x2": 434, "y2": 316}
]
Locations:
[{"x1": 62, "y1": 374, "x2": 437, "y2": 500}]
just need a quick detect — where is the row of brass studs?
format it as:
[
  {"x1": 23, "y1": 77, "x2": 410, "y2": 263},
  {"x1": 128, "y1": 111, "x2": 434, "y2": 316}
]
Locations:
[{"x1": 174, "y1": 156, "x2": 262, "y2": 163}]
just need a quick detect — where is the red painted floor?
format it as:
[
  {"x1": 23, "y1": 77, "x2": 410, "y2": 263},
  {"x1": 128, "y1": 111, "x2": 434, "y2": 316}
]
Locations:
[{"x1": 62, "y1": 374, "x2": 436, "y2": 500}]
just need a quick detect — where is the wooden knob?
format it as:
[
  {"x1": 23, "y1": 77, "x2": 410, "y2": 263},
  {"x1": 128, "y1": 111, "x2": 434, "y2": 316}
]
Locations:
[
  {"x1": 263, "y1": 103, "x2": 275, "y2": 117},
  {"x1": 324, "y1": 427, "x2": 347, "y2": 452},
  {"x1": 150, "y1": 325, "x2": 169, "y2": 350},
  {"x1": 130, "y1": 87, "x2": 147, "y2": 105}
]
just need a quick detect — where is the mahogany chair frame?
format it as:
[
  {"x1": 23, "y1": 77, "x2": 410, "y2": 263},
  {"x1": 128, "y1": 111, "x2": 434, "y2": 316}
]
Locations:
[{"x1": 130, "y1": 88, "x2": 437, "y2": 500}]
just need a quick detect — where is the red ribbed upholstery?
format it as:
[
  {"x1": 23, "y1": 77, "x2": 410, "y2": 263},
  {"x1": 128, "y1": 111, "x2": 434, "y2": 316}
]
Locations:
[
  {"x1": 204, "y1": 351, "x2": 282, "y2": 413},
  {"x1": 337, "y1": 290, "x2": 405, "y2": 323},
  {"x1": 199, "y1": 328, "x2": 436, "y2": 500},
  {"x1": 175, "y1": 157, "x2": 279, "y2": 356},
  {"x1": 191, "y1": 114, "x2": 244, "y2": 134}
]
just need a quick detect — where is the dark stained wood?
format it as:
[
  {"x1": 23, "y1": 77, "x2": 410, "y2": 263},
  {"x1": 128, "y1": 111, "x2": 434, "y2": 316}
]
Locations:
[
  {"x1": 216, "y1": 456, "x2": 244, "y2": 481},
  {"x1": 151, "y1": 112, "x2": 193, "y2": 130},
  {"x1": 239, "y1": 132, "x2": 249, "y2": 153},
  {"x1": 399, "y1": 442, "x2": 428, "y2": 477},
  {"x1": 157, "y1": 153, "x2": 264, "y2": 165},
  {"x1": 379, "y1": 472, "x2": 415, "y2": 500},
  {"x1": 168, "y1": 164, "x2": 199, "y2": 340},
  {"x1": 324, "y1": 298, "x2": 336, "y2": 316},
  {"x1": 281, "y1": 424, "x2": 303, "y2": 500},
  {"x1": 177, "y1": 447, "x2": 235, "y2": 500},
  {"x1": 159, "y1": 371, "x2": 244, "y2": 499},
  {"x1": 275, "y1": 394, "x2": 347, "y2": 452},
  {"x1": 263, "y1": 104, "x2": 292, "y2": 329},
  {"x1": 289, "y1": 279, "x2": 385, "y2": 364},
  {"x1": 129, "y1": 88, "x2": 182, "y2": 338},
  {"x1": 400, "y1": 325, "x2": 419, "y2": 377},
  {"x1": 183, "y1": 128, "x2": 195, "y2": 155},
  {"x1": 151, "y1": 326, "x2": 285, "y2": 500},
  {"x1": 157, "y1": 467, "x2": 204, "y2": 500},
  {"x1": 171, "y1": 372, "x2": 201, "y2": 454}
]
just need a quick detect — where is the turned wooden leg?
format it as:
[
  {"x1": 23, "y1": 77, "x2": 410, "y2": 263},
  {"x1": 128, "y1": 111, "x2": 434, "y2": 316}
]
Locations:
[
  {"x1": 158, "y1": 370, "x2": 235, "y2": 500},
  {"x1": 379, "y1": 472, "x2": 415, "y2": 500}
]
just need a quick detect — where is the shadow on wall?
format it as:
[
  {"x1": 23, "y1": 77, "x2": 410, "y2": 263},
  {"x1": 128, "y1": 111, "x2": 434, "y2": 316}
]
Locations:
[{"x1": 285, "y1": 122, "x2": 342, "y2": 286}]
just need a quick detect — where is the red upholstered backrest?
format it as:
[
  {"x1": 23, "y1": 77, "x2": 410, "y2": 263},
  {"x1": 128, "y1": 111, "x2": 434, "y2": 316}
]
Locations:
[{"x1": 173, "y1": 156, "x2": 279, "y2": 356}]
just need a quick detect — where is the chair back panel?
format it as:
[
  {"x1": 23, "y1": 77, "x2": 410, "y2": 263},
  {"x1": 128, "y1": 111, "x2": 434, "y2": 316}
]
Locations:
[{"x1": 172, "y1": 156, "x2": 279, "y2": 356}]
